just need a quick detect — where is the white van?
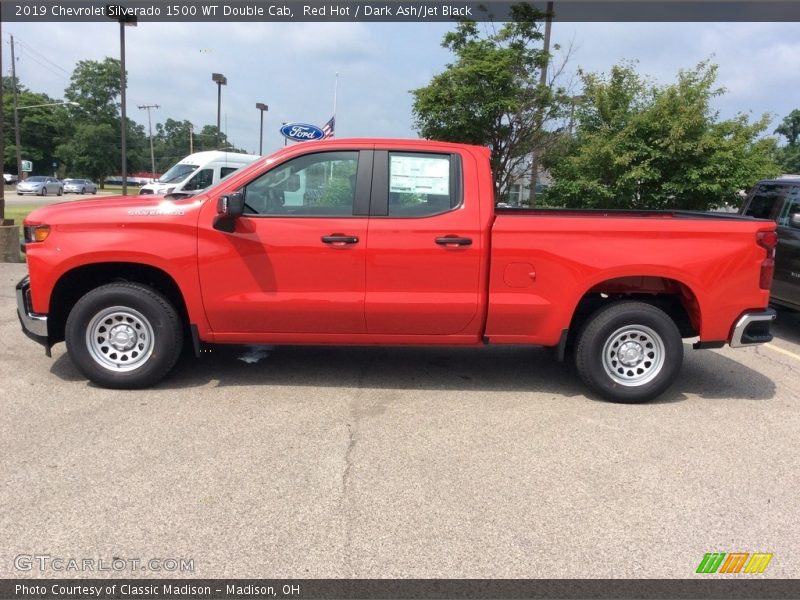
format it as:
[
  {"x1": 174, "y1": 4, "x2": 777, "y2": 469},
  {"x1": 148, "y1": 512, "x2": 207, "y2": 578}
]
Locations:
[{"x1": 138, "y1": 151, "x2": 261, "y2": 197}]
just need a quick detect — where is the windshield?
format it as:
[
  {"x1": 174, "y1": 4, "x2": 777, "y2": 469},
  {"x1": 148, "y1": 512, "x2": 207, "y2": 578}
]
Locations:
[
  {"x1": 158, "y1": 163, "x2": 198, "y2": 184},
  {"x1": 26, "y1": 176, "x2": 45, "y2": 182},
  {"x1": 64, "y1": 179, "x2": 80, "y2": 184}
]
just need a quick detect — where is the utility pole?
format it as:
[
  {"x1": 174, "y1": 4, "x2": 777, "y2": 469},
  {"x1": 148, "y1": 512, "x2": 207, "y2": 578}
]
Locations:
[
  {"x1": 189, "y1": 122, "x2": 193, "y2": 154},
  {"x1": 138, "y1": 104, "x2": 160, "y2": 178},
  {"x1": 528, "y1": 1, "x2": 554, "y2": 207},
  {"x1": 10, "y1": 35, "x2": 23, "y2": 182}
]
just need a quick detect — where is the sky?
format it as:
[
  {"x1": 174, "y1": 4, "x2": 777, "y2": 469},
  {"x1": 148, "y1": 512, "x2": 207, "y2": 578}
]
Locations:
[{"x1": 2, "y1": 18, "x2": 800, "y2": 167}]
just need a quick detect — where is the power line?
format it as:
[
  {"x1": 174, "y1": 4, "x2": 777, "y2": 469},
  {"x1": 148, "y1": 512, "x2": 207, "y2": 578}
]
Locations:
[
  {"x1": 16, "y1": 39, "x2": 70, "y2": 76},
  {"x1": 17, "y1": 47, "x2": 70, "y2": 82}
]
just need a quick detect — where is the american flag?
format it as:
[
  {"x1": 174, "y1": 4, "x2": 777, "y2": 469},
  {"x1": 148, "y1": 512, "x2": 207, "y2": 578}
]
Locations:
[{"x1": 322, "y1": 116, "x2": 335, "y2": 139}]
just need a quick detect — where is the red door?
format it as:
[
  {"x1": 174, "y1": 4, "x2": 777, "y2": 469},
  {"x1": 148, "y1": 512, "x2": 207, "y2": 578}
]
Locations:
[
  {"x1": 198, "y1": 150, "x2": 370, "y2": 336},
  {"x1": 365, "y1": 150, "x2": 484, "y2": 336}
]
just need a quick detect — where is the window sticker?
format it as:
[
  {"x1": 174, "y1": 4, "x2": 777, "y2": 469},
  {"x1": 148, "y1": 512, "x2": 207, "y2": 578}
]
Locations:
[{"x1": 390, "y1": 155, "x2": 450, "y2": 195}]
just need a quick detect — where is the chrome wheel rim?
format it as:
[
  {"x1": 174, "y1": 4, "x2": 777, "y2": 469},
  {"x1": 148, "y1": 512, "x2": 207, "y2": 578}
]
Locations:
[
  {"x1": 86, "y1": 306, "x2": 154, "y2": 372},
  {"x1": 602, "y1": 324, "x2": 665, "y2": 387}
]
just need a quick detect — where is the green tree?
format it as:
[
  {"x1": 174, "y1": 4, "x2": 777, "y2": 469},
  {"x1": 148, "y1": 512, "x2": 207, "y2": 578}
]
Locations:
[
  {"x1": 194, "y1": 125, "x2": 245, "y2": 153},
  {"x1": 545, "y1": 61, "x2": 779, "y2": 210},
  {"x1": 773, "y1": 110, "x2": 800, "y2": 174},
  {"x1": 2, "y1": 76, "x2": 73, "y2": 176},
  {"x1": 56, "y1": 123, "x2": 119, "y2": 183},
  {"x1": 411, "y1": 5, "x2": 569, "y2": 199},
  {"x1": 64, "y1": 58, "x2": 121, "y2": 122},
  {"x1": 153, "y1": 118, "x2": 195, "y2": 170}
]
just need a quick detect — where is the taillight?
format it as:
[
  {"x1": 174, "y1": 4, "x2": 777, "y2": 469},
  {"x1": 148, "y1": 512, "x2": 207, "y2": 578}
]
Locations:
[
  {"x1": 757, "y1": 230, "x2": 778, "y2": 251},
  {"x1": 757, "y1": 229, "x2": 777, "y2": 290},
  {"x1": 760, "y1": 258, "x2": 775, "y2": 290}
]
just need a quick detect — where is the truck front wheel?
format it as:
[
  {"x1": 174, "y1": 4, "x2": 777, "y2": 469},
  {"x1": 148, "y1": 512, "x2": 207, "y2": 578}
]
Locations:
[
  {"x1": 65, "y1": 283, "x2": 183, "y2": 388},
  {"x1": 575, "y1": 301, "x2": 683, "y2": 403}
]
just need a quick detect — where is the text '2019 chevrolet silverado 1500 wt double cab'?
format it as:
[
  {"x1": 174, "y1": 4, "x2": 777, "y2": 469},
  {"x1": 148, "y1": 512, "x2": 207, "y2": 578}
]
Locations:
[{"x1": 17, "y1": 139, "x2": 777, "y2": 403}]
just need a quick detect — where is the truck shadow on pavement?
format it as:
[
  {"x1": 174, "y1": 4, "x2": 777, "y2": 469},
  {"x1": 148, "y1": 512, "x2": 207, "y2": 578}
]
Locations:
[{"x1": 49, "y1": 343, "x2": 776, "y2": 404}]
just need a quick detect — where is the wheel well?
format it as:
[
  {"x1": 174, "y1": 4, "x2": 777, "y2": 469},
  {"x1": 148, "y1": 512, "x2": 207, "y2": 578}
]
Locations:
[
  {"x1": 47, "y1": 263, "x2": 190, "y2": 346},
  {"x1": 569, "y1": 276, "x2": 700, "y2": 343}
]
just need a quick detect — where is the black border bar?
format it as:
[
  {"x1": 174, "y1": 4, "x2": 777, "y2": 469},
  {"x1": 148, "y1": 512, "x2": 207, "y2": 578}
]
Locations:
[
  {"x1": 2, "y1": 579, "x2": 799, "y2": 600},
  {"x1": 6, "y1": 1, "x2": 800, "y2": 22}
]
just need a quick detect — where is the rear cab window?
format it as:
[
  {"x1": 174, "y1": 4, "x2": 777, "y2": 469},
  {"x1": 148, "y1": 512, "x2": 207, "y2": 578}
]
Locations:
[{"x1": 744, "y1": 183, "x2": 792, "y2": 220}]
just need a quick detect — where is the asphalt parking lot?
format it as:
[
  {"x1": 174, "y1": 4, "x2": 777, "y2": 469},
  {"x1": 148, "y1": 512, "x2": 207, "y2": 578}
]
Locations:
[{"x1": 1, "y1": 261, "x2": 798, "y2": 579}]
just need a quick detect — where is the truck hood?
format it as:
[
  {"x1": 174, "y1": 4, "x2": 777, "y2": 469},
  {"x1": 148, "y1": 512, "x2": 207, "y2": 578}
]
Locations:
[{"x1": 24, "y1": 194, "x2": 207, "y2": 227}]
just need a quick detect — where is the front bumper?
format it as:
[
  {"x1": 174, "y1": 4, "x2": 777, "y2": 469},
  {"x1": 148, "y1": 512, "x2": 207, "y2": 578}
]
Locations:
[
  {"x1": 729, "y1": 309, "x2": 776, "y2": 348},
  {"x1": 16, "y1": 276, "x2": 50, "y2": 353}
]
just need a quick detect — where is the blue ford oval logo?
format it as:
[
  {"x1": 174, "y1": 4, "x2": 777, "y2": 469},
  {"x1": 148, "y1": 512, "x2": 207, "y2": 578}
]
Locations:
[{"x1": 280, "y1": 123, "x2": 325, "y2": 142}]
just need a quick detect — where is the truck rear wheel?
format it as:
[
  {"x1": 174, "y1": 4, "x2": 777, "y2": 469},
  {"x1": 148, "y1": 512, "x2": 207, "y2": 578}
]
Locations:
[
  {"x1": 575, "y1": 301, "x2": 683, "y2": 403},
  {"x1": 65, "y1": 283, "x2": 183, "y2": 388}
]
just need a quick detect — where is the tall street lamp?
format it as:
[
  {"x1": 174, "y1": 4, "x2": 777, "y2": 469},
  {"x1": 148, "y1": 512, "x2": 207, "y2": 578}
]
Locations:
[
  {"x1": 211, "y1": 73, "x2": 227, "y2": 148},
  {"x1": 255, "y1": 103, "x2": 268, "y2": 155},
  {"x1": 109, "y1": 12, "x2": 138, "y2": 195},
  {"x1": 138, "y1": 104, "x2": 160, "y2": 179}
]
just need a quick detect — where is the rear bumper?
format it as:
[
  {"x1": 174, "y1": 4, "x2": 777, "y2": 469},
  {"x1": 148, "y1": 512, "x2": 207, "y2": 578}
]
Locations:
[
  {"x1": 16, "y1": 276, "x2": 49, "y2": 350},
  {"x1": 729, "y1": 309, "x2": 776, "y2": 348}
]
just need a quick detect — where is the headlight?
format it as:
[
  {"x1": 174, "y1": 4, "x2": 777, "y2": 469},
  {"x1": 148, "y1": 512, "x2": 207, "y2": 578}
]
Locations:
[{"x1": 24, "y1": 225, "x2": 51, "y2": 243}]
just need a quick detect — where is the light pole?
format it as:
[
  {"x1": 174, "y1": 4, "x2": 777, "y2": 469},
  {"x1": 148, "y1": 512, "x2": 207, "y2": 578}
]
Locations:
[
  {"x1": 108, "y1": 13, "x2": 138, "y2": 195},
  {"x1": 138, "y1": 104, "x2": 160, "y2": 178},
  {"x1": 211, "y1": 73, "x2": 227, "y2": 148},
  {"x1": 255, "y1": 103, "x2": 268, "y2": 155}
]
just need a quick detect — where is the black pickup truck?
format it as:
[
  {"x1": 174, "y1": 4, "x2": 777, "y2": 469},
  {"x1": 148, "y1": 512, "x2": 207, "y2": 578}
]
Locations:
[{"x1": 741, "y1": 179, "x2": 800, "y2": 311}]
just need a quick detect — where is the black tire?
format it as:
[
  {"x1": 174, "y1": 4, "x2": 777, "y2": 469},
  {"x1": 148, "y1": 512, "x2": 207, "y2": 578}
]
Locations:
[
  {"x1": 40, "y1": 187, "x2": 47, "y2": 196},
  {"x1": 575, "y1": 301, "x2": 683, "y2": 403},
  {"x1": 65, "y1": 283, "x2": 183, "y2": 389},
  {"x1": 80, "y1": 187, "x2": 85, "y2": 194},
  {"x1": 57, "y1": 187, "x2": 63, "y2": 196}
]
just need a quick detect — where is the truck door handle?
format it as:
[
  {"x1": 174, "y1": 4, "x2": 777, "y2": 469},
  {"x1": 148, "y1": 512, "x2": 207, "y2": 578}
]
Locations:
[
  {"x1": 435, "y1": 236, "x2": 472, "y2": 247},
  {"x1": 321, "y1": 235, "x2": 360, "y2": 245}
]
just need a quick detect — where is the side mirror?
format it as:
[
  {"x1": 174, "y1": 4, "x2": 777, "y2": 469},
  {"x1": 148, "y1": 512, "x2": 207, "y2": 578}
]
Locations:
[
  {"x1": 791, "y1": 214, "x2": 800, "y2": 229},
  {"x1": 214, "y1": 192, "x2": 244, "y2": 233},
  {"x1": 217, "y1": 192, "x2": 244, "y2": 218}
]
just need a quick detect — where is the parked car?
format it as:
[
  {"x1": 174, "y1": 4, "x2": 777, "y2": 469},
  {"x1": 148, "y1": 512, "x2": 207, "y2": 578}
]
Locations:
[
  {"x1": 63, "y1": 178, "x2": 97, "y2": 194},
  {"x1": 16, "y1": 176, "x2": 63, "y2": 196},
  {"x1": 740, "y1": 178, "x2": 800, "y2": 311},
  {"x1": 3, "y1": 173, "x2": 18, "y2": 184},
  {"x1": 18, "y1": 139, "x2": 777, "y2": 403}
]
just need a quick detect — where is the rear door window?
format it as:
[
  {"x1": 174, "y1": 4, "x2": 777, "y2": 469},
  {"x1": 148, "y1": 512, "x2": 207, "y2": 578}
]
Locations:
[{"x1": 370, "y1": 151, "x2": 462, "y2": 217}]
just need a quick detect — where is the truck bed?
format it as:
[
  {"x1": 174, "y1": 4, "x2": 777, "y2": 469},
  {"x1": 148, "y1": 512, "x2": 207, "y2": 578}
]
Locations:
[{"x1": 494, "y1": 207, "x2": 769, "y2": 222}]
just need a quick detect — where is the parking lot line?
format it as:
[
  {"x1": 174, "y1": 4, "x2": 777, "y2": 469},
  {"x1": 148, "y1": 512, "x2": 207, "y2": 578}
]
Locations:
[{"x1": 765, "y1": 343, "x2": 800, "y2": 362}]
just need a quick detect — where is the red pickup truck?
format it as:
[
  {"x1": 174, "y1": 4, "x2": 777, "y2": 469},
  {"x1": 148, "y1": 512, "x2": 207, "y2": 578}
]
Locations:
[{"x1": 17, "y1": 139, "x2": 777, "y2": 403}]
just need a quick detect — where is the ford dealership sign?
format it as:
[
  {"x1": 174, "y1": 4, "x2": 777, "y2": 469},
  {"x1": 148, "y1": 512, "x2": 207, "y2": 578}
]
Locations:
[{"x1": 281, "y1": 123, "x2": 325, "y2": 142}]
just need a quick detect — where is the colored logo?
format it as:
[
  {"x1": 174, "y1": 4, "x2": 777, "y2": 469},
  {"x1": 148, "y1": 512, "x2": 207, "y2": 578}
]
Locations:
[
  {"x1": 280, "y1": 123, "x2": 325, "y2": 142},
  {"x1": 696, "y1": 552, "x2": 773, "y2": 574}
]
